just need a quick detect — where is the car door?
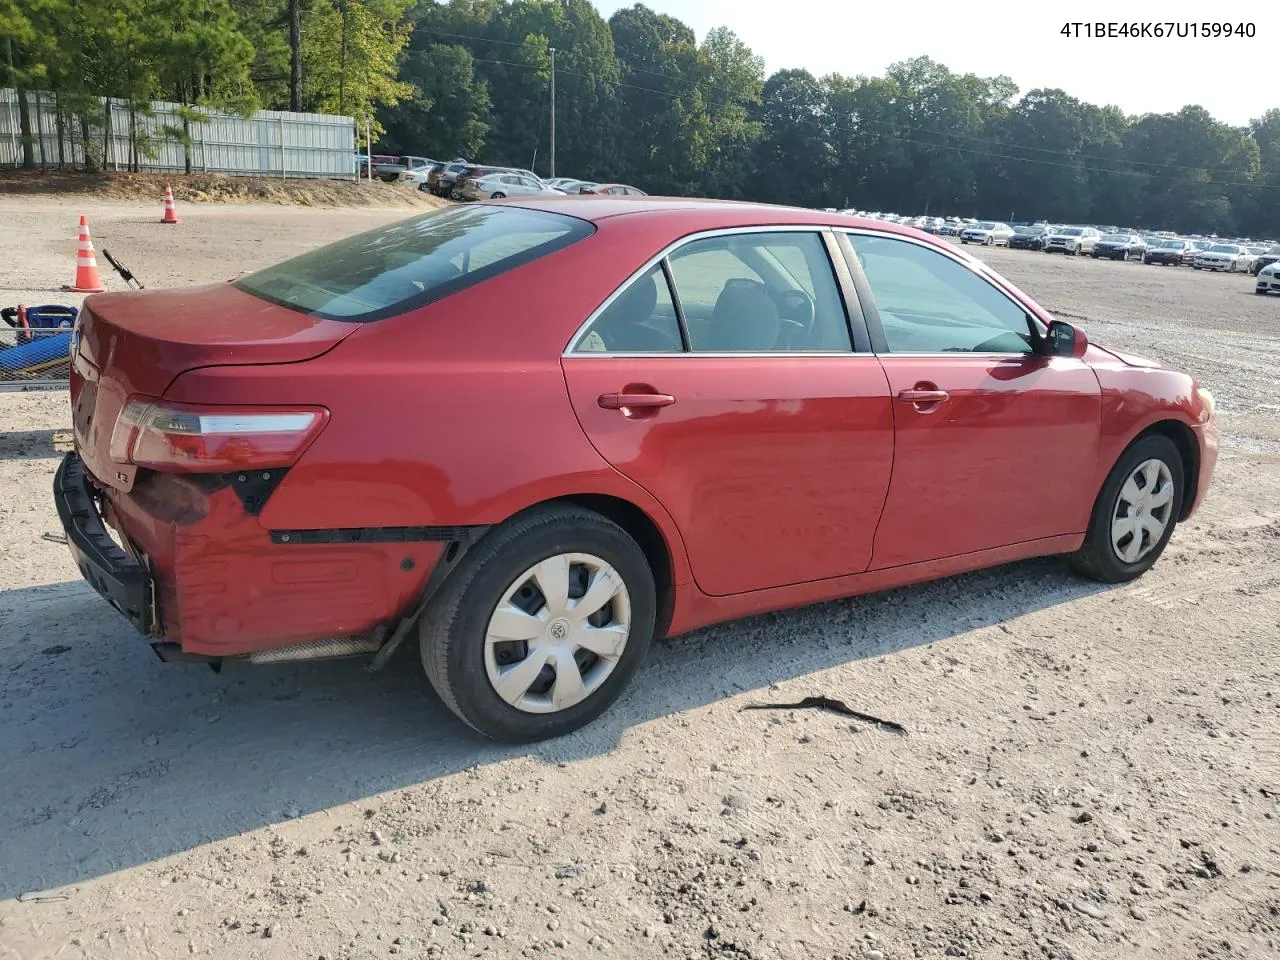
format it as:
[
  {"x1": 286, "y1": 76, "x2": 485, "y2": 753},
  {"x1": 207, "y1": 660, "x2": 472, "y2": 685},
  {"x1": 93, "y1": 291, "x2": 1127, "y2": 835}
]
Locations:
[
  {"x1": 840, "y1": 230, "x2": 1102, "y2": 569},
  {"x1": 561, "y1": 228, "x2": 895, "y2": 597},
  {"x1": 520, "y1": 175, "x2": 548, "y2": 196}
]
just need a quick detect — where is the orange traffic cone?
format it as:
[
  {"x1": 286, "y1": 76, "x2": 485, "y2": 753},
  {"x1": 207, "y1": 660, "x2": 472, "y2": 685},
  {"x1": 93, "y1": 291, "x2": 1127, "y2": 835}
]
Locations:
[
  {"x1": 161, "y1": 182, "x2": 180, "y2": 224},
  {"x1": 63, "y1": 216, "x2": 106, "y2": 293}
]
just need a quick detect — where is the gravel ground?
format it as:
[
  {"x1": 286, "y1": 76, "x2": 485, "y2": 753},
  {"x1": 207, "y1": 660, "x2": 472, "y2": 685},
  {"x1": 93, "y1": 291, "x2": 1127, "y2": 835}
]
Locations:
[{"x1": 0, "y1": 200, "x2": 1277, "y2": 960}]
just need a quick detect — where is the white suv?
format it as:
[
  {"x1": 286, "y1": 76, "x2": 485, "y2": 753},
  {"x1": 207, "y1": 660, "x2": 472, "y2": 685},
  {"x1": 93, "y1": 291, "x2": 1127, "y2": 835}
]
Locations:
[{"x1": 1043, "y1": 226, "x2": 1101, "y2": 255}]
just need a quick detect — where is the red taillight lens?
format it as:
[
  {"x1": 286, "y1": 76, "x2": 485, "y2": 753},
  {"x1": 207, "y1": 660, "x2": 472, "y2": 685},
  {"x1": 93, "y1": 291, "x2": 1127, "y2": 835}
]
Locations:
[{"x1": 109, "y1": 398, "x2": 329, "y2": 473}]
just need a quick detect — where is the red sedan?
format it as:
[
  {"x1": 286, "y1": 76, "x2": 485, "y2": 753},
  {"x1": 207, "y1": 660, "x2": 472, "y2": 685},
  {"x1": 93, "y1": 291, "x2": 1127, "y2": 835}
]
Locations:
[{"x1": 55, "y1": 199, "x2": 1219, "y2": 742}]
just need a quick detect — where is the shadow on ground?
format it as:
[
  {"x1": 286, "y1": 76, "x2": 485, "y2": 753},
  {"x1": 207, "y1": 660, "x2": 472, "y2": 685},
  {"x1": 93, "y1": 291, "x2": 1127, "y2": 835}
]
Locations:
[
  {"x1": 0, "y1": 429, "x2": 60, "y2": 460},
  {"x1": 0, "y1": 559, "x2": 1109, "y2": 899}
]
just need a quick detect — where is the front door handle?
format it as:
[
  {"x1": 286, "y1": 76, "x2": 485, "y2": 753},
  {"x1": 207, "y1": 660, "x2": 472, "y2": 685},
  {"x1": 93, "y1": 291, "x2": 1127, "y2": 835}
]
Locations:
[
  {"x1": 598, "y1": 392, "x2": 676, "y2": 410},
  {"x1": 897, "y1": 389, "x2": 950, "y2": 404}
]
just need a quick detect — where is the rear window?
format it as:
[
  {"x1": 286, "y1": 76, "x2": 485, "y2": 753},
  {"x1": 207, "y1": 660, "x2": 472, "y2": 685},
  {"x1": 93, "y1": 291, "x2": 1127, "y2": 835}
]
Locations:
[{"x1": 234, "y1": 205, "x2": 594, "y2": 321}]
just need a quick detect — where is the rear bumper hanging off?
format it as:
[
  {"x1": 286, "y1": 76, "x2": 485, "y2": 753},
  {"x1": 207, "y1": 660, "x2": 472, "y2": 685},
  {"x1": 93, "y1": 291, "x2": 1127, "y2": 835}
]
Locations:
[{"x1": 53, "y1": 452, "x2": 155, "y2": 636}]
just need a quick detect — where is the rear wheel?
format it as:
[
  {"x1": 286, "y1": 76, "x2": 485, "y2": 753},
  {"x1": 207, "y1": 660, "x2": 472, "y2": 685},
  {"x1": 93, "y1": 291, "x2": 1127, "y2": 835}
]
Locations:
[
  {"x1": 419, "y1": 505, "x2": 656, "y2": 743},
  {"x1": 489, "y1": 191, "x2": 506, "y2": 199},
  {"x1": 1070, "y1": 434, "x2": 1184, "y2": 584}
]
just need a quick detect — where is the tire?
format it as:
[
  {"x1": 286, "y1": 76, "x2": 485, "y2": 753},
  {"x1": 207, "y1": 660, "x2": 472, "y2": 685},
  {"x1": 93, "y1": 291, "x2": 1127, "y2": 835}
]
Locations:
[
  {"x1": 1255, "y1": 289, "x2": 1267, "y2": 295},
  {"x1": 489, "y1": 192, "x2": 506, "y2": 199},
  {"x1": 1070, "y1": 434, "x2": 1185, "y2": 584},
  {"x1": 418, "y1": 505, "x2": 657, "y2": 743}
]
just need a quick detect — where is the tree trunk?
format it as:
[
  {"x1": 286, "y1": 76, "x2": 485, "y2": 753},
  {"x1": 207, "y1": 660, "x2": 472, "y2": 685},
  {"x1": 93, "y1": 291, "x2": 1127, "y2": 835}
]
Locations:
[
  {"x1": 289, "y1": 0, "x2": 302, "y2": 112},
  {"x1": 55, "y1": 92, "x2": 65, "y2": 168},
  {"x1": 104, "y1": 99, "x2": 113, "y2": 170},
  {"x1": 16, "y1": 87, "x2": 35, "y2": 169},
  {"x1": 338, "y1": 2, "x2": 348, "y2": 115}
]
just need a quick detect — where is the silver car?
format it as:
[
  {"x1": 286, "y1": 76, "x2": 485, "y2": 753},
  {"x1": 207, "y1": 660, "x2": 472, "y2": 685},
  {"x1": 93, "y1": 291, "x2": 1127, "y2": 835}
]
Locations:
[
  {"x1": 1043, "y1": 226, "x2": 1101, "y2": 255},
  {"x1": 460, "y1": 171, "x2": 567, "y2": 200}
]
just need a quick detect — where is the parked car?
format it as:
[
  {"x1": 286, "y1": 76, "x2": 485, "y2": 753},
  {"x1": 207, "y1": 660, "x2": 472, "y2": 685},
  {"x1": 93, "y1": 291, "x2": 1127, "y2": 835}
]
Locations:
[
  {"x1": 374, "y1": 155, "x2": 437, "y2": 182},
  {"x1": 1043, "y1": 226, "x2": 1101, "y2": 255},
  {"x1": 54, "y1": 200, "x2": 1219, "y2": 743},
  {"x1": 1193, "y1": 243, "x2": 1251, "y2": 272},
  {"x1": 358, "y1": 153, "x2": 398, "y2": 178},
  {"x1": 1143, "y1": 238, "x2": 1194, "y2": 266},
  {"x1": 426, "y1": 160, "x2": 470, "y2": 197},
  {"x1": 1008, "y1": 225, "x2": 1051, "y2": 250},
  {"x1": 1250, "y1": 245, "x2": 1280, "y2": 275},
  {"x1": 583, "y1": 183, "x2": 648, "y2": 197},
  {"x1": 1091, "y1": 234, "x2": 1148, "y2": 261},
  {"x1": 451, "y1": 164, "x2": 518, "y2": 199},
  {"x1": 396, "y1": 161, "x2": 444, "y2": 187},
  {"x1": 460, "y1": 171, "x2": 566, "y2": 200},
  {"x1": 959, "y1": 221, "x2": 1015, "y2": 245},
  {"x1": 1255, "y1": 261, "x2": 1280, "y2": 294}
]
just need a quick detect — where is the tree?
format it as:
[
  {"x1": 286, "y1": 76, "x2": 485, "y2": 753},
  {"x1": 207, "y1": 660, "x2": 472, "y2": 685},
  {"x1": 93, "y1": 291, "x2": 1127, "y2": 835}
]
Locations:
[
  {"x1": 379, "y1": 41, "x2": 490, "y2": 157},
  {"x1": 289, "y1": 0, "x2": 302, "y2": 110},
  {"x1": 301, "y1": 0, "x2": 414, "y2": 131},
  {"x1": 608, "y1": 3, "x2": 700, "y2": 193},
  {"x1": 751, "y1": 69, "x2": 830, "y2": 207}
]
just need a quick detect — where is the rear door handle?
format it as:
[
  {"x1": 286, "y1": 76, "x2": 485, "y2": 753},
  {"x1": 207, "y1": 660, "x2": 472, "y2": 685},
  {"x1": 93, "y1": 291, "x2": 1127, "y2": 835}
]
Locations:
[
  {"x1": 598, "y1": 392, "x2": 676, "y2": 410},
  {"x1": 897, "y1": 389, "x2": 950, "y2": 403}
]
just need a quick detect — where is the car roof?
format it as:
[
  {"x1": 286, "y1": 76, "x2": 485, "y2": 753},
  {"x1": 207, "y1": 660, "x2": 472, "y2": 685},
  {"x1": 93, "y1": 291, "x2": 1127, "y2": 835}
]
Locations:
[{"x1": 498, "y1": 195, "x2": 947, "y2": 240}]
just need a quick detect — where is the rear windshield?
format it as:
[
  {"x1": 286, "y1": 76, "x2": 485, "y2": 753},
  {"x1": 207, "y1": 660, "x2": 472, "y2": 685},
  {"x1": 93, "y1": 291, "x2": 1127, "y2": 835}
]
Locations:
[{"x1": 234, "y1": 205, "x2": 593, "y2": 321}]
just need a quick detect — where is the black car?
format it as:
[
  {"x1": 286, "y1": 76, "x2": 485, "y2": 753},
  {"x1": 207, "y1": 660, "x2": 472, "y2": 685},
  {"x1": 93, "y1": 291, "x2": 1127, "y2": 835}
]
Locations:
[
  {"x1": 1091, "y1": 233, "x2": 1147, "y2": 261},
  {"x1": 1250, "y1": 246, "x2": 1280, "y2": 275},
  {"x1": 1008, "y1": 225, "x2": 1050, "y2": 250},
  {"x1": 1143, "y1": 238, "x2": 1193, "y2": 266}
]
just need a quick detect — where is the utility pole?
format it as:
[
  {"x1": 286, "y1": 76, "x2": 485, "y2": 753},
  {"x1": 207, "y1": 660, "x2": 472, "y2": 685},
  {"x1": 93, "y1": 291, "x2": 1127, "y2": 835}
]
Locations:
[{"x1": 549, "y1": 47, "x2": 556, "y2": 179}]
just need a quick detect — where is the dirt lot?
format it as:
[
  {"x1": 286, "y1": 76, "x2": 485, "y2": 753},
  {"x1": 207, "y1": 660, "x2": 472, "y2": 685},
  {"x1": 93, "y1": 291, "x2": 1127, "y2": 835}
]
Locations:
[{"x1": 0, "y1": 200, "x2": 1277, "y2": 960}]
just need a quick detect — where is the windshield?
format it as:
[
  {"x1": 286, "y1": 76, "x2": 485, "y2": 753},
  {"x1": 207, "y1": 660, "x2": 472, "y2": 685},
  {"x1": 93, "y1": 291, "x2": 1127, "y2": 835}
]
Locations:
[
  {"x1": 1102, "y1": 234, "x2": 1130, "y2": 243},
  {"x1": 1157, "y1": 240, "x2": 1185, "y2": 249},
  {"x1": 973, "y1": 222, "x2": 997, "y2": 230},
  {"x1": 1206, "y1": 244, "x2": 1237, "y2": 253},
  {"x1": 235, "y1": 205, "x2": 594, "y2": 322},
  {"x1": 1058, "y1": 228, "x2": 1083, "y2": 236}
]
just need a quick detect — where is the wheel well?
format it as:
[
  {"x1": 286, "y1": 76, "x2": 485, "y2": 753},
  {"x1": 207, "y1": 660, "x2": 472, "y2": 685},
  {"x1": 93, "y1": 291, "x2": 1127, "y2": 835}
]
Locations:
[
  {"x1": 551, "y1": 494, "x2": 676, "y2": 638},
  {"x1": 1135, "y1": 419, "x2": 1200, "y2": 520}
]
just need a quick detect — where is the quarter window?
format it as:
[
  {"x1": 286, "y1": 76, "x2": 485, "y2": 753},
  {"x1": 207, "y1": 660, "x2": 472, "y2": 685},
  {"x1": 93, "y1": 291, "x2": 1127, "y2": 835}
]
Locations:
[{"x1": 846, "y1": 234, "x2": 1036, "y2": 354}]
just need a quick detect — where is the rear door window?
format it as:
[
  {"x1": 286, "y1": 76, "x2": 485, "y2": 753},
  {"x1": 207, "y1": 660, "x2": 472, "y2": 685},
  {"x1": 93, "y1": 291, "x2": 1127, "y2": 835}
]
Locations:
[{"x1": 235, "y1": 205, "x2": 594, "y2": 321}]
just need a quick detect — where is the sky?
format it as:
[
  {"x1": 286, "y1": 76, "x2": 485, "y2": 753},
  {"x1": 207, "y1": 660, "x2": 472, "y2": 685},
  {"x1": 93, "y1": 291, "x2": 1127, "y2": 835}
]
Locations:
[{"x1": 591, "y1": 0, "x2": 1272, "y2": 127}]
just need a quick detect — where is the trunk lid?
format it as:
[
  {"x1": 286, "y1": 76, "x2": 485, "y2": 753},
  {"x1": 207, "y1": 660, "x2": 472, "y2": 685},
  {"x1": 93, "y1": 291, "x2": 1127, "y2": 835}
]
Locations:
[{"x1": 72, "y1": 283, "x2": 356, "y2": 492}]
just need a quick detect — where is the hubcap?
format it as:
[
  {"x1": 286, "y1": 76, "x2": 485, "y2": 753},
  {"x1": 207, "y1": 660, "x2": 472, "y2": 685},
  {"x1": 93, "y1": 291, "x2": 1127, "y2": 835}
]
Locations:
[
  {"x1": 483, "y1": 552, "x2": 631, "y2": 714},
  {"x1": 1110, "y1": 458, "x2": 1175, "y2": 564}
]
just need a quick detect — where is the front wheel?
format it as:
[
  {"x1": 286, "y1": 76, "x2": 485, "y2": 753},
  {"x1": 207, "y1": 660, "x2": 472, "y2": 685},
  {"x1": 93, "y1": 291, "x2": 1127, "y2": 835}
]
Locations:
[
  {"x1": 1070, "y1": 434, "x2": 1184, "y2": 584},
  {"x1": 419, "y1": 505, "x2": 657, "y2": 743},
  {"x1": 489, "y1": 191, "x2": 506, "y2": 199}
]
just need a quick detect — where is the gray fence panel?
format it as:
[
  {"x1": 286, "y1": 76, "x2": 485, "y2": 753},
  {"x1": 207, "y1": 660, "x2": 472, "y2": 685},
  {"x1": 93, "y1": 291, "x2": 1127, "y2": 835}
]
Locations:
[{"x1": 0, "y1": 89, "x2": 357, "y2": 179}]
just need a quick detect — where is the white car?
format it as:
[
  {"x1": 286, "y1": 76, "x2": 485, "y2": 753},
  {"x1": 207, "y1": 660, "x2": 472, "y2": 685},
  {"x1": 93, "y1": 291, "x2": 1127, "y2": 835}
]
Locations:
[
  {"x1": 459, "y1": 171, "x2": 566, "y2": 200},
  {"x1": 1043, "y1": 226, "x2": 1101, "y2": 255},
  {"x1": 1255, "y1": 261, "x2": 1280, "y2": 294},
  {"x1": 960, "y1": 221, "x2": 1014, "y2": 245},
  {"x1": 396, "y1": 164, "x2": 441, "y2": 186},
  {"x1": 1193, "y1": 243, "x2": 1251, "y2": 272}
]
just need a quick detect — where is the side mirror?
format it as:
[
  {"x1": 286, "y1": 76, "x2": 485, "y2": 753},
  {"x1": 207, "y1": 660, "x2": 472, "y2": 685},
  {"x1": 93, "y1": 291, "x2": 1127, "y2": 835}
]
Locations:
[{"x1": 1045, "y1": 319, "x2": 1088, "y2": 358}]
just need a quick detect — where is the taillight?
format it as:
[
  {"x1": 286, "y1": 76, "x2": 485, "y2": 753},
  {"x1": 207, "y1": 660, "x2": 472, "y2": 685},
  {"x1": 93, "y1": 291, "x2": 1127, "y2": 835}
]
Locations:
[{"x1": 109, "y1": 398, "x2": 329, "y2": 473}]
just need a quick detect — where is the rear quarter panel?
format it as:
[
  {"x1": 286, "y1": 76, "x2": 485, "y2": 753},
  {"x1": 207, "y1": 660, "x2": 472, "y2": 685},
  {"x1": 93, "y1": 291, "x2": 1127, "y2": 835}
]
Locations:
[{"x1": 161, "y1": 213, "x2": 700, "y2": 587}]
